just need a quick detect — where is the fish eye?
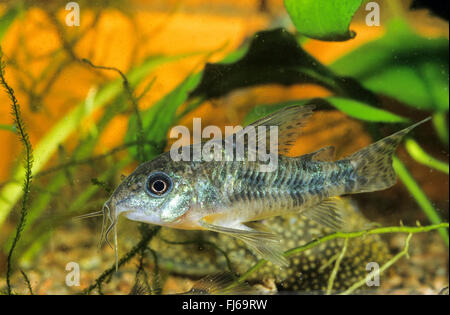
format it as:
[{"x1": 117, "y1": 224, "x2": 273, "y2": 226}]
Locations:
[{"x1": 145, "y1": 172, "x2": 173, "y2": 197}]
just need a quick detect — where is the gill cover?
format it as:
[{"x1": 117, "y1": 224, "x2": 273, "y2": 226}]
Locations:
[{"x1": 160, "y1": 188, "x2": 192, "y2": 223}]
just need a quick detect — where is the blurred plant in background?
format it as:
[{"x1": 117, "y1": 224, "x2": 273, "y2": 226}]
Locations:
[{"x1": 0, "y1": 0, "x2": 448, "y2": 294}]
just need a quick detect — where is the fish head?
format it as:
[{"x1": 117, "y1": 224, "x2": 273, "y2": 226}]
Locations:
[{"x1": 109, "y1": 152, "x2": 195, "y2": 227}]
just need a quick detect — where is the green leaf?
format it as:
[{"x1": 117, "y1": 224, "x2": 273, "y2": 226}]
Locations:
[
  {"x1": 190, "y1": 28, "x2": 379, "y2": 106},
  {"x1": 326, "y1": 97, "x2": 409, "y2": 122},
  {"x1": 0, "y1": 124, "x2": 15, "y2": 132},
  {"x1": 284, "y1": 0, "x2": 363, "y2": 41},
  {"x1": 0, "y1": 4, "x2": 23, "y2": 42},
  {"x1": 331, "y1": 19, "x2": 449, "y2": 111},
  {"x1": 432, "y1": 111, "x2": 449, "y2": 146},
  {"x1": 405, "y1": 138, "x2": 449, "y2": 174},
  {"x1": 243, "y1": 97, "x2": 408, "y2": 125}
]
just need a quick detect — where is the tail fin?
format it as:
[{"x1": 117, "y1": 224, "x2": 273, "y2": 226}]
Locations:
[{"x1": 344, "y1": 118, "x2": 430, "y2": 194}]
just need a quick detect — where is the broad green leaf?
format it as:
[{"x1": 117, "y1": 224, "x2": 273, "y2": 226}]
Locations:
[
  {"x1": 284, "y1": 0, "x2": 363, "y2": 41},
  {"x1": 190, "y1": 28, "x2": 378, "y2": 106},
  {"x1": 331, "y1": 19, "x2": 449, "y2": 111},
  {"x1": 243, "y1": 97, "x2": 408, "y2": 125},
  {"x1": 326, "y1": 97, "x2": 409, "y2": 122}
]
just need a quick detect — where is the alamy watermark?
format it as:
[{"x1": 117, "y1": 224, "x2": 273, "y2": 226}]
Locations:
[
  {"x1": 366, "y1": 262, "x2": 380, "y2": 287},
  {"x1": 365, "y1": 2, "x2": 380, "y2": 26},
  {"x1": 169, "y1": 119, "x2": 279, "y2": 172},
  {"x1": 65, "y1": 262, "x2": 80, "y2": 287},
  {"x1": 65, "y1": 2, "x2": 80, "y2": 27}
]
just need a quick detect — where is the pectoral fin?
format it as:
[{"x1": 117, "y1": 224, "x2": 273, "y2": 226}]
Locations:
[
  {"x1": 199, "y1": 220, "x2": 288, "y2": 267},
  {"x1": 302, "y1": 197, "x2": 344, "y2": 230}
]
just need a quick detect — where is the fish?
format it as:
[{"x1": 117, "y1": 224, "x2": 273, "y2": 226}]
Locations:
[
  {"x1": 79, "y1": 105, "x2": 429, "y2": 268},
  {"x1": 150, "y1": 198, "x2": 391, "y2": 294}
]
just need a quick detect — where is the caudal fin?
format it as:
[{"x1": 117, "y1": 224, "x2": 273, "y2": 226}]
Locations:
[{"x1": 345, "y1": 118, "x2": 430, "y2": 194}]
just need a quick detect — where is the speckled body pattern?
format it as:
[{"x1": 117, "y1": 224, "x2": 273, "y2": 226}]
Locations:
[
  {"x1": 110, "y1": 126, "x2": 411, "y2": 231},
  {"x1": 103, "y1": 105, "x2": 428, "y2": 265},
  {"x1": 150, "y1": 199, "x2": 391, "y2": 293},
  {"x1": 177, "y1": 155, "x2": 354, "y2": 232}
]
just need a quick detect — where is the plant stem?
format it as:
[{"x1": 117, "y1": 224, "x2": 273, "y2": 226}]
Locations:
[
  {"x1": 340, "y1": 233, "x2": 413, "y2": 295},
  {"x1": 235, "y1": 223, "x2": 448, "y2": 285},
  {"x1": 393, "y1": 156, "x2": 449, "y2": 246},
  {"x1": 405, "y1": 138, "x2": 449, "y2": 174},
  {"x1": 326, "y1": 238, "x2": 348, "y2": 295},
  {"x1": 82, "y1": 226, "x2": 161, "y2": 294},
  {"x1": 1, "y1": 53, "x2": 34, "y2": 295},
  {"x1": 432, "y1": 111, "x2": 449, "y2": 147},
  {"x1": 0, "y1": 54, "x2": 190, "y2": 228}
]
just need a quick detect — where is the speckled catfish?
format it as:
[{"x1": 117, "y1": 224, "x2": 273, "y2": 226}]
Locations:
[{"x1": 80, "y1": 105, "x2": 429, "y2": 268}]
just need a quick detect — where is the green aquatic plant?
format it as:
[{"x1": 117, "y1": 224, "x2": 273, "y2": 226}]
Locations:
[
  {"x1": 432, "y1": 112, "x2": 449, "y2": 146},
  {"x1": 405, "y1": 138, "x2": 449, "y2": 174},
  {"x1": 82, "y1": 226, "x2": 161, "y2": 295},
  {"x1": 243, "y1": 97, "x2": 409, "y2": 126},
  {"x1": 0, "y1": 2, "x2": 23, "y2": 43},
  {"x1": 284, "y1": 0, "x2": 364, "y2": 41},
  {"x1": 0, "y1": 50, "x2": 33, "y2": 295},
  {"x1": 393, "y1": 157, "x2": 449, "y2": 246},
  {"x1": 19, "y1": 269, "x2": 33, "y2": 295},
  {"x1": 189, "y1": 28, "x2": 379, "y2": 106},
  {"x1": 80, "y1": 58, "x2": 149, "y2": 163},
  {"x1": 0, "y1": 0, "x2": 448, "y2": 295},
  {"x1": 125, "y1": 44, "x2": 229, "y2": 161},
  {"x1": 341, "y1": 232, "x2": 413, "y2": 295},
  {"x1": 331, "y1": 19, "x2": 449, "y2": 113},
  {"x1": 231, "y1": 223, "x2": 448, "y2": 293},
  {"x1": 0, "y1": 53, "x2": 191, "y2": 228}
]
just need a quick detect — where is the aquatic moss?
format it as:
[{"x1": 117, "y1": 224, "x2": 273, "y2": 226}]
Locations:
[{"x1": 0, "y1": 50, "x2": 34, "y2": 295}]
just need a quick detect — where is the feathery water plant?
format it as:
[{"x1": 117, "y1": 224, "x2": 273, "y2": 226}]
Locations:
[{"x1": 1, "y1": 50, "x2": 34, "y2": 295}]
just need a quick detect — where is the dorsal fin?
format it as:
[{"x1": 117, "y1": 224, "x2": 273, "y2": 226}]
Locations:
[
  {"x1": 231, "y1": 105, "x2": 315, "y2": 156},
  {"x1": 303, "y1": 146, "x2": 335, "y2": 162}
]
